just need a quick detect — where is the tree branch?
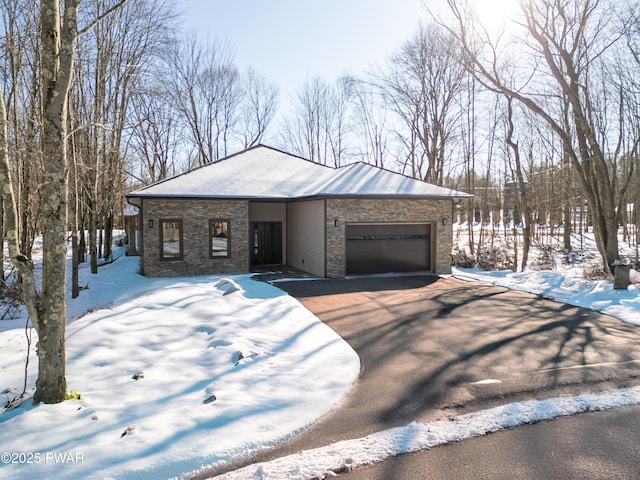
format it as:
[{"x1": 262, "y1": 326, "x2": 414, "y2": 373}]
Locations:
[{"x1": 77, "y1": 0, "x2": 130, "y2": 37}]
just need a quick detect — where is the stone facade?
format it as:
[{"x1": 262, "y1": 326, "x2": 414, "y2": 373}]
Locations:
[
  {"x1": 135, "y1": 196, "x2": 453, "y2": 278},
  {"x1": 325, "y1": 198, "x2": 452, "y2": 277},
  {"x1": 140, "y1": 198, "x2": 249, "y2": 277}
]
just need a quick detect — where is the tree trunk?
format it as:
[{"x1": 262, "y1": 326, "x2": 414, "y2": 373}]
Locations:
[
  {"x1": 0, "y1": 90, "x2": 47, "y2": 399},
  {"x1": 32, "y1": 0, "x2": 79, "y2": 405},
  {"x1": 90, "y1": 205, "x2": 98, "y2": 274},
  {"x1": 79, "y1": 226, "x2": 86, "y2": 263},
  {"x1": 505, "y1": 98, "x2": 532, "y2": 271},
  {"x1": 563, "y1": 197, "x2": 572, "y2": 251},
  {"x1": 0, "y1": 190, "x2": 4, "y2": 282},
  {"x1": 33, "y1": 0, "x2": 130, "y2": 403},
  {"x1": 104, "y1": 212, "x2": 113, "y2": 260},
  {"x1": 562, "y1": 146, "x2": 573, "y2": 251},
  {"x1": 72, "y1": 229, "x2": 79, "y2": 299}
]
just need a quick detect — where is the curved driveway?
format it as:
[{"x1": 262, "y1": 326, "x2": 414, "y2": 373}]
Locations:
[{"x1": 208, "y1": 275, "x2": 640, "y2": 476}]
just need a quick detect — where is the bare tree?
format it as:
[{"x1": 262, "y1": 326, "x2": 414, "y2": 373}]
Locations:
[
  {"x1": 68, "y1": 0, "x2": 174, "y2": 278},
  {"x1": 345, "y1": 76, "x2": 390, "y2": 168},
  {"x1": 282, "y1": 75, "x2": 351, "y2": 167},
  {"x1": 504, "y1": 97, "x2": 534, "y2": 270},
  {"x1": 0, "y1": 0, "x2": 130, "y2": 405},
  {"x1": 164, "y1": 34, "x2": 241, "y2": 166},
  {"x1": 128, "y1": 82, "x2": 182, "y2": 183},
  {"x1": 33, "y1": 0, "x2": 83, "y2": 405},
  {"x1": 1, "y1": 0, "x2": 42, "y2": 262},
  {"x1": 378, "y1": 22, "x2": 467, "y2": 185},
  {"x1": 237, "y1": 68, "x2": 279, "y2": 149},
  {"x1": 444, "y1": 0, "x2": 628, "y2": 271}
]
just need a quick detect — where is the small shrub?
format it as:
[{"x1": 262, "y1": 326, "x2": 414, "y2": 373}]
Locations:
[
  {"x1": 476, "y1": 245, "x2": 515, "y2": 271},
  {"x1": 530, "y1": 245, "x2": 554, "y2": 271},
  {"x1": 583, "y1": 265, "x2": 607, "y2": 280},
  {"x1": 65, "y1": 389, "x2": 82, "y2": 401},
  {"x1": 451, "y1": 247, "x2": 475, "y2": 268}
]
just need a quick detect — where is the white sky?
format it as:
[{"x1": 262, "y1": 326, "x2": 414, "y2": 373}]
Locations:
[{"x1": 180, "y1": 0, "x2": 432, "y2": 102}]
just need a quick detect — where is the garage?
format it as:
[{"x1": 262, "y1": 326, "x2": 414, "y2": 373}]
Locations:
[{"x1": 345, "y1": 223, "x2": 432, "y2": 275}]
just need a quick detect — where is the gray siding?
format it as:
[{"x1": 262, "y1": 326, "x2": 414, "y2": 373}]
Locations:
[{"x1": 287, "y1": 200, "x2": 325, "y2": 276}]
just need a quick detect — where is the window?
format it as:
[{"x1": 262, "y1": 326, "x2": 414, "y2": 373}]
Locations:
[
  {"x1": 160, "y1": 219, "x2": 183, "y2": 260},
  {"x1": 210, "y1": 219, "x2": 230, "y2": 258}
]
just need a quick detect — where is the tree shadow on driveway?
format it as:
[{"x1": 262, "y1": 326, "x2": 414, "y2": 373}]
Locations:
[
  {"x1": 279, "y1": 275, "x2": 640, "y2": 435},
  {"x1": 202, "y1": 274, "x2": 640, "y2": 477}
]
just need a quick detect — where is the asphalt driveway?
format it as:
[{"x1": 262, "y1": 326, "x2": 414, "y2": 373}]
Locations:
[{"x1": 203, "y1": 274, "x2": 640, "y2": 477}]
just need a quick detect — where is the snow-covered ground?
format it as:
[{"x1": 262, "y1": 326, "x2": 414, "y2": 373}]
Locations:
[
  {"x1": 0, "y1": 248, "x2": 359, "y2": 480},
  {"x1": 1, "y1": 226, "x2": 639, "y2": 480},
  {"x1": 453, "y1": 267, "x2": 640, "y2": 326},
  {"x1": 451, "y1": 222, "x2": 640, "y2": 326}
]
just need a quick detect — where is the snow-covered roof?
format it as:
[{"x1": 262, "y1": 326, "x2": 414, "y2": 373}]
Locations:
[
  {"x1": 122, "y1": 204, "x2": 139, "y2": 216},
  {"x1": 127, "y1": 145, "x2": 472, "y2": 200}
]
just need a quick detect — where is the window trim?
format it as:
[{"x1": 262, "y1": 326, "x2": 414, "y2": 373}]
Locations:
[
  {"x1": 209, "y1": 218, "x2": 231, "y2": 259},
  {"x1": 159, "y1": 218, "x2": 184, "y2": 261}
]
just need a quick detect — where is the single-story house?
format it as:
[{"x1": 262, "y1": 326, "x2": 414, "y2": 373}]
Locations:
[{"x1": 126, "y1": 145, "x2": 471, "y2": 278}]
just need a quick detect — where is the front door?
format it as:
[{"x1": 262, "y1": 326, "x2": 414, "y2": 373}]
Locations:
[{"x1": 251, "y1": 222, "x2": 283, "y2": 265}]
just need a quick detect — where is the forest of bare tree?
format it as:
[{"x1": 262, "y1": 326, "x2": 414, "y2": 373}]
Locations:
[{"x1": 1, "y1": 0, "x2": 639, "y2": 403}]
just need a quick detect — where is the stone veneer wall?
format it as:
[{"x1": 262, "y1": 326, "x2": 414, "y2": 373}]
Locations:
[
  {"x1": 325, "y1": 198, "x2": 453, "y2": 277},
  {"x1": 140, "y1": 198, "x2": 249, "y2": 277}
]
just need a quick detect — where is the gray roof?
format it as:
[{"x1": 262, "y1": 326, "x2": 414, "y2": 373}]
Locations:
[{"x1": 127, "y1": 145, "x2": 472, "y2": 200}]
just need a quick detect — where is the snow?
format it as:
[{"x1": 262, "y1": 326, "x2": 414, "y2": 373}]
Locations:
[
  {"x1": 0, "y1": 248, "x2": 359, "y2": 480},
  {"x1": 216, "y1": 387, "x2": 640, "y2": 480},
  {"x1": 129, "y1": 145, "x2": 470, "y2": 200},
  {"x1": 452, "y1": 267, "x2": 640, "y2": 326},
  {"x1": 2, "y1": 227, "x2": 640, "y2": 480}
]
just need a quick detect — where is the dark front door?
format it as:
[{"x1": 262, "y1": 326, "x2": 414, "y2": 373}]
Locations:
[{"x1": 251, "y1": 222, "x2": 283, "y2": 265}]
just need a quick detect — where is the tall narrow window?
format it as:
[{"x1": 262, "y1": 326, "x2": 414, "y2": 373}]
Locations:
[
  {"x1": 210, "y1": 219, "x2": 230, "y2": 258},
  {"x1": 160, "y1": 219, "x2": 183, "y2": 260}
]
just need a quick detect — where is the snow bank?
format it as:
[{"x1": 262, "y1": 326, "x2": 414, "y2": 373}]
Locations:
[
  {"x1": 453, "y1": 267, "x2": 640, "y2": 326},
  {"x1": 216, "y1": 386, "x2": 640, "y2": 480}
]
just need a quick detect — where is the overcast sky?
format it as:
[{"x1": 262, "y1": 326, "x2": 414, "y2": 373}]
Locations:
[{"x1": 180, "y1": 0, "x2": 431, "y2": 106}]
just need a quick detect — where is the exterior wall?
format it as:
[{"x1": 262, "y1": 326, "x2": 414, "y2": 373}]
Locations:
[
  {"x1": 325, "y1": 198, "x2": 453, "y2": 277},
  {"x1": 249, "y1": 202, "x2": 287, "y2": 264},
  {"x1": 140, "y1": 198, "x2": 249, "y2": 277},
  {"x1": 137, "y1": 196, "x2": 453, "y2": 278},
  {"x1": 287, "y1": 199, "x2": 326, "y2": 277}
]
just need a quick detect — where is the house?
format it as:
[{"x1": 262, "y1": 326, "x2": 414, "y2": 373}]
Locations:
[{"x1": 125, "y1": 145, "x2": 471, "y2": 278}]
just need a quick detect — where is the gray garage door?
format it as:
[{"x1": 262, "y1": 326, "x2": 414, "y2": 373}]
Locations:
[{"x1": 346, "y1": 223, "x2": 431, "y2": 275}]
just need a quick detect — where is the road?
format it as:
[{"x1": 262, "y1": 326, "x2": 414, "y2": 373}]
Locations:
[{"x1": 341, "y1": 404, "x2": 640, "y2": 480}]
